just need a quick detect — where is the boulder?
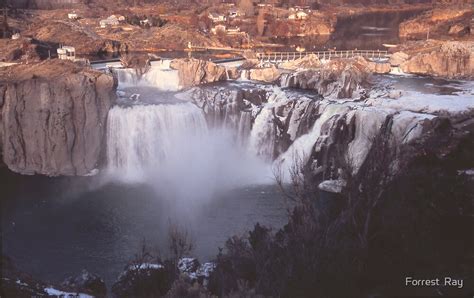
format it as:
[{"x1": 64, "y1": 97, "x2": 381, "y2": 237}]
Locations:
[
  {"x1": 170, "y1": 58, "x2": 226, "y2": 88},
  {"x1": 61, "y1": 270, "x2": 106, "y2": 298},
  {"x1": 0, "y1": 60, "x2": 116, "y2": 176},
  {"x1": 249, "y1": 65, "x2": 281, "y2": 83}
]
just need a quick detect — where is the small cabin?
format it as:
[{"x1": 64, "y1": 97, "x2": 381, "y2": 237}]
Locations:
[
  {"x1": 57, "y1": 46, "x2": 76, "y2": 61},
  {"x1": 68, "y1": 12, "x2": 78, "y2": 20},
  {"x1": 288, "y1": 11, "x2": 308, "y2": 20},
  {"x1": 208, "y1": 13, "x2": 226, "y2": 23}
]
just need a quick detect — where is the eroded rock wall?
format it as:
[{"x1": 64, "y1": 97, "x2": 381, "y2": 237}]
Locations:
[
  {"x1": 400, "y1": 41, "x2": 473, "y2": 79},
  {"x1": 0, "y1": 60, "x2": 116, "y2": 176}
]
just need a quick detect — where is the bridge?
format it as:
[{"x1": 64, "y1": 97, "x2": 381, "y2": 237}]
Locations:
[
  {"x1": 187, "y1": 42, "x2": 247, "y2": 53},
  {"x1": 256, "y1": 50, "x2": 390, "y2": 63}
]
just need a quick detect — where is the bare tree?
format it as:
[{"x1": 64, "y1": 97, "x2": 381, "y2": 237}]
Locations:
[{"x1": 168, "y1": 221, "x2": 195, "y2": 262}]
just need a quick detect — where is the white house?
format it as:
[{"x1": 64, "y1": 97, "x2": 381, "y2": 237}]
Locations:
[
  {"x1": 288, "y1": 11, "x2": 308, "y2": 20},
  {"x1": 208, "y1": 12, "x2": 227, "y2": 23},
  {"x1": 57, "y1": 46, "x2": 76, "y2": 61},
  {"x1": 68, "y1": 12, "x2": 78, "y2": 20}
]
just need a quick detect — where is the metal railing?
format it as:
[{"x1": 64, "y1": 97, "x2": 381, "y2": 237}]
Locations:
[{"x1": 256, "y1": 50, "x2": 390, "y2": 62}]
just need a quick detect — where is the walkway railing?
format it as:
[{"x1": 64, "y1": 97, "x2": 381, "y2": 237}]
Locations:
[{"x1": 256, "y1": 50, "x2": 390, "y2": 62}]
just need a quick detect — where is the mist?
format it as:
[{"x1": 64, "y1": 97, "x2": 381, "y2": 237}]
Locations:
[{"x1": 104, "y1": 102, "x2": 274, "y2": 217}]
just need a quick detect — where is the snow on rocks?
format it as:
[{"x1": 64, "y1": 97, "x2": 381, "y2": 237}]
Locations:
[
  {"x1": 318, "y1": 179, "x2": 347, "y2": 193},
  {"x1": 44, "y1": 287, "x2": 94, "y2": 298}
]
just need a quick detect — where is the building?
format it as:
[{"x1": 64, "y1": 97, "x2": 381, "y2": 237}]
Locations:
[
  {"x1": 208, "y1": 12, "x2": 227, "y2": 23},
  {"x1": 257, "y1": 3, "x2": 273, "y2": 8},
  {"x1": 68, "y1": 12, "x2": 78, "y2": 20},
  {"x1": 288, "y1": 11, "x2": 308, "y2": 20},
  {"x1": 57, "y1": 46, "x2": 76, "y2": 61},
  {"x1": 228, "y1": 9, "x2": 242, "y2": 18},
  {"x1": 226, "y1": 26, "x2": 241, "y2": 35},
  {"x1": 100, "y1": 15, "x2": 120, "y2": 28}
]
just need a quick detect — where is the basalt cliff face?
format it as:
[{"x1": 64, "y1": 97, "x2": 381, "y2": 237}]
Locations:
[
  {"x1": 400, "y1": 41, "x2": 474, "y2": 79},
  {"x1": 179, "y1": 67, "x2": 474, "y2": 189},
  {"x1": 0, "y1": 60, "x2": 116, "y2": 176}
]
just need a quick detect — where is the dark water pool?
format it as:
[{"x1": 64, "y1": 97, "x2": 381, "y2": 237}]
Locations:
[{"x1": 1, "y1": 169, "x2": 289, "y2": 286}]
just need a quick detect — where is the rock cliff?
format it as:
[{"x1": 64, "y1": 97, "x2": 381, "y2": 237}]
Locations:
[
  {"x1": 400, "y1": 41, "x2": 473, "y2": 79},
  {"x1": 280, "y1": 57, "x2": 372, "y2": 99},
  {"x1": 0, "y1": 60, "x2": 116, "y2": 176},
  {"x1": 399, "y1": 8, "x2": 472, "y2": 39},
  {"x1": 177, "y1": 70, "x2": 474, "y2": 183}
]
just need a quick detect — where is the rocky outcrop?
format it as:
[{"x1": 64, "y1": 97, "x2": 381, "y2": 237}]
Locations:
[
  {"x1": 280, "y1": 57, "x2": 372, "y2": 99},
  {"x1": 0, "y1": 60, "x2": 116, "y2": 176},
  {"x1": 180, "y1": 83, "x2": 320, "y2": 160},
  {"x1": 367, "y1": 61, "x2": 391, "y2": 74},
  {"x1": 170, "y1": 58, "x2": 227, "y2": 88},
  {"x1": 401, "y1": 41, "x2": 473, "y2": 78},
  {"x1": 111, "y1": 263, "x2": 173, "y2": 298},
  {"x1": 1, "y1": 255, "x2": 99, "y2": 297},
  {"x1": 399, "y1": 9, "x2": 472, "y2": 39},
  {"x1": 61, "y1": 270, "x2": 107, "y2": 298},
  {"x1": 279, "y1": 54, "x2": 321, "y2": 71},
  {"x1": 249, "y1": 65, "x2": 281, "y2": 83},
  {"x1": 389, "y1": 51, "x2": 409, "y2": 67}
]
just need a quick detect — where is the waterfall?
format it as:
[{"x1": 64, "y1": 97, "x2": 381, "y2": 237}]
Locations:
[
  {"x1": 107, "y1": 103, "x2": 208, "y2": 182},
  {"x1": 273, "y1": 104, "x2": 350, "y2": 179},
  {"x1": 280, "y1": 73, "x2": 292, "y2": 88},
  {"x1": 237, "y1": 111, "x2": 252, "y2": 146},
  {"x1": 248, "y1": 108, "x2": 275, "y2": 160},
  {"x1": 225, "y1": 67, "x2": 230, "y2": 80},
  {"x1": 114, "y1": 64, "x2": 180, "y2": 91},
  {"x1": 106, "y1": 101, "x2": 272, "y2": 196},
  {"x1": 239, "y1": 69, "x2": 249, "y2": 81}
]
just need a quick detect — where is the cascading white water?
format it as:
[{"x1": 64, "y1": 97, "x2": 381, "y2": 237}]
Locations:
[
  {"x1": 115, "y1": 61, "x2": 180, "y2": 91},
  {"x1": 248, "y1": 108, "x2": 275, "y2": 160},
  {"x1": 106, "y1": 102, "x2": 272, "y2": 204},
  {"x1": 237, "y1": 111, "x2": 252, "y2": 146},
  {"x1": 107, "y1": 102, "x2": 208, "y2": 182},
  {"x1": 273, "y1": 104, "x2": 350, "y2": 180}
]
